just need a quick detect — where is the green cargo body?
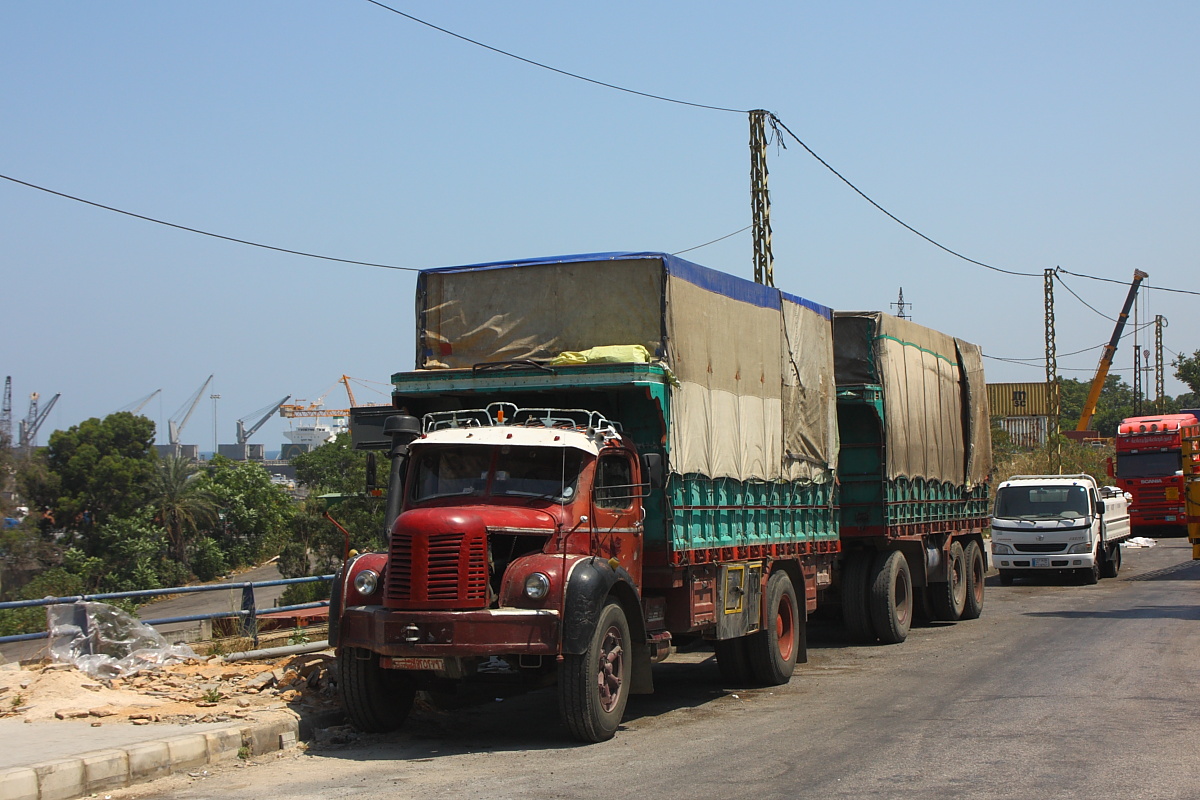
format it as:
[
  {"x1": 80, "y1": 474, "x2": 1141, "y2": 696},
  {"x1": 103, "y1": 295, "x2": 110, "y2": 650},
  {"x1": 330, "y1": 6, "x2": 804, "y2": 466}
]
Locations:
[{"x1": 833, "y1": 312, "x2": 991, "y2": 538}]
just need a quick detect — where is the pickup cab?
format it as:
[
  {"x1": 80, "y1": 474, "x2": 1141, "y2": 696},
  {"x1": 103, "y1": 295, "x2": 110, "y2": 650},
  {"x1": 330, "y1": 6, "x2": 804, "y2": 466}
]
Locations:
[{"x1": 991, "y1": 474, "x2": 1131, "y2": 585}]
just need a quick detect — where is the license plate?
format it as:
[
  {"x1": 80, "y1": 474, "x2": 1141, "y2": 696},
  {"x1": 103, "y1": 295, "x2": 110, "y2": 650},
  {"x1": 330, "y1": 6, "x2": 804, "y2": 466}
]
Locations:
[
  {"x1": 1032, "y1": 558, "x2": 1049, "y2": 567},
  {"x1": 386, "y1": 657, "x2": 444, "y2": 671}
]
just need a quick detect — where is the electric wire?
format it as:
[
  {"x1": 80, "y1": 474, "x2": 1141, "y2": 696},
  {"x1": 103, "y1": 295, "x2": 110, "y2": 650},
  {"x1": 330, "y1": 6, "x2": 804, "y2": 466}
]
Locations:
[
  {"x1": 1054, "y1": 272, "x2": 1116, "y2": 322},
  {"x1": 362, "y1": 1, "x2": 748, "y2": 115},
  {"x1": 0, "y1": 172, "x2": 422, "y2": 273},
  {"x1": 672, "y1": 225, "x2": 751, "y2": 256},
  {"x1": 1058, "y1": 267, "x2": 1200, "y2": 297}
]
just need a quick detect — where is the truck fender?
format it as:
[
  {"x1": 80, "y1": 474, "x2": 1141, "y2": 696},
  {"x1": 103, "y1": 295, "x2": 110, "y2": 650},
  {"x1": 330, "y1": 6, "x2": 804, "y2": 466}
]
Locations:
[{"x1": 562, "y1": 558, "x2": 653, "y2": 694}]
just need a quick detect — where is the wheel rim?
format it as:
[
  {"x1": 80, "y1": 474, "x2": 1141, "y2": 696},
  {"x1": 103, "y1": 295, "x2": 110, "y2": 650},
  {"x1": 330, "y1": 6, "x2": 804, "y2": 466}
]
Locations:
[
  {"x1": 895, "y1": 568, "x2": 911, "y2": 625},
  {"x1": 775, "y1": 594, "x2": 795, "y2": 662},
  {"x1": 950, "y1": 552, "x2": 966, "y2": 605},
  {"x1": 596, "y1": 625, "x2": 624, "y2": 713},
  {"x1": 970, "y1": 551, "x2": 984, "y2": 603}
]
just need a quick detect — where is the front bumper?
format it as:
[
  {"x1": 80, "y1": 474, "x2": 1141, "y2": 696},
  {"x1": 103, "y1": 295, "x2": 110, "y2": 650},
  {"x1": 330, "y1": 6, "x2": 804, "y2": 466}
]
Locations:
[
  {"x1": 338, "y1": 605, "x2": 560, "y2": 658},
  {"x1": 995, "y1": 551, "x2": 1095, "y2": 571}
]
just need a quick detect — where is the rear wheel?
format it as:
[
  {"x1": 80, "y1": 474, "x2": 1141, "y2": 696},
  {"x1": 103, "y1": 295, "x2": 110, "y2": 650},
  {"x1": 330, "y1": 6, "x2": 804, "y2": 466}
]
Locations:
[
  {"x1": 960, "y1": 540, "x2": 985, "y2": 620},
  {"x1": 841, "y1": 550, "x2": 875, "y2": 642},
  {"x1": 868, "y1": 550, "x2": 912, "y2": 644},
  {"x1": 339, "y1": 647, "x2": 416, "y2": 734},
  {"x1": 559, "y1": 601, "x2": 630, "y2": 742},
  {"x1": 930, "y1": 541, "x2": 967, "y2": 621},
  {"x1": 748, "y1": 570, "x2": 801, "y2": 685},
  {"x1": 1100, "y1": 543, "x2": 1122, "y2": 578}
]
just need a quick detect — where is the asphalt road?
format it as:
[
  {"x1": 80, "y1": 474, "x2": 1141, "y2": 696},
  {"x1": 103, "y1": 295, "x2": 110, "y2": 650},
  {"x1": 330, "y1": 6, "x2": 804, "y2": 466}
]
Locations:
[{"x1": 113, "y1": 537, "x2": 1200, "y2": 800}]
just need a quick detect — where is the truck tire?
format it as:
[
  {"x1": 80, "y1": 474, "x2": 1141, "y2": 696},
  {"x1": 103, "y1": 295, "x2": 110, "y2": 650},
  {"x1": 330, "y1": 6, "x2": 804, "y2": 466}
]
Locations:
[
  {"x1": 1081, "y1": 554, "x2": 1100, "y2": 585},
  {"x1": 339, "y1": 647, "x2": 416, "y2": 734},
  {"x1": 748, "y1": 570, "x2": 801, "y2": 684},
  {"x1": 868, "y1": 550, "x2": 912, "y2": 644},
  {"x1": 559, "y1": 601, "x2": 630, "y2": 742},
  {"x1": 841, "y1": 550, "x2": 875, "y2": 642},
  {"x1": 1100, "y1": 543, "x2": 1122, "y2": 578},
  {"x1": 930, "y1": 541, "x2": 967, "y2": 621},
  {"x1": 960, "y1": 540, "x2": 985, "y2": 620},
  {"x1": 714, "y1": 636, "x2": 754, "y2": 687}
]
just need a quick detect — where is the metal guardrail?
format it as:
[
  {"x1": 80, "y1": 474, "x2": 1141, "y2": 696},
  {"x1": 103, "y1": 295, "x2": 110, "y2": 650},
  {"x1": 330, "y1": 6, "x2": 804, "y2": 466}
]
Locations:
[{"x1": 0, "y1": 574, "x2": 335, "y2": 646}]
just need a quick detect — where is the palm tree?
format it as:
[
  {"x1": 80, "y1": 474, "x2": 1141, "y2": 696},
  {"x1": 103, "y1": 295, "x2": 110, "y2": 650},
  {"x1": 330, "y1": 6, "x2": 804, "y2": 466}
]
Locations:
[{"x1": 151, "y1": 455, "x2": 217, "y2": 563}]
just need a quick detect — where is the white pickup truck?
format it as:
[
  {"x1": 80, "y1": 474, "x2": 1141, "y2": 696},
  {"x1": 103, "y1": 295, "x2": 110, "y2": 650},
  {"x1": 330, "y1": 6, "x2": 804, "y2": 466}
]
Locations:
[{"x1": 991, "y1": 474, "x2": 1132, "y2": 585}]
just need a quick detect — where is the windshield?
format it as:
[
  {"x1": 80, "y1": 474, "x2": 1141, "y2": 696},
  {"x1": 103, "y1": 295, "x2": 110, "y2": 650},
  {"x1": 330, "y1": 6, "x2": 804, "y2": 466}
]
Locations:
[
  {"x1": 409, "y1": 444, "x2": 584, "y2": 503},
  {"x1": 994, "y1": 485, "x2": 1091, "y2": 520},
  {"x1": 1116, "y1": 451, "x2": 1181, "y2": 478}
]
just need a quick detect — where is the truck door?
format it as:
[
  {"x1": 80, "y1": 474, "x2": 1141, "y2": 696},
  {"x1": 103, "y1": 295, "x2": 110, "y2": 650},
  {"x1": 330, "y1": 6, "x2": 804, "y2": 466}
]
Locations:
[{"x1": 590, "y1": 451, "x2": 644, "y2": 586}]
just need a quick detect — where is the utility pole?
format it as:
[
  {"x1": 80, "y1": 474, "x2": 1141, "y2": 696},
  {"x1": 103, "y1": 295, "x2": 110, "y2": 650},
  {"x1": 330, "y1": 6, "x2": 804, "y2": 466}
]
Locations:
[
  {"x1": 1045, "y1": 268, "x2": 1060, "y2": 471},
  {"x1": 749, "y1": 110, "x2": 774, "y2": 287},
  {"x1": 210, "y1": 393, "x2": 221, "y2": 456},
  {"x1": 891, "y1": 288, "x2": 911, "y2": 319},
  {"x1": 1155, "y1": 315, "x2": 1166, "y2": 412}
]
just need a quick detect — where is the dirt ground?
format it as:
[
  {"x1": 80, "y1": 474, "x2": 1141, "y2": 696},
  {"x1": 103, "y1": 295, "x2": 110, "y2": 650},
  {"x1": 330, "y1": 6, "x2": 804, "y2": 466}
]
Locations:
[{"x1": 0, "y1": 648, "x2": 339, "y2": 726}]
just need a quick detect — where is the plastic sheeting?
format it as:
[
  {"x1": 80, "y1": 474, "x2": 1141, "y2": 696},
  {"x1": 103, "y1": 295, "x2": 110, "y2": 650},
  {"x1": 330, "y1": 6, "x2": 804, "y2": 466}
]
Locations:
[
  {"x1": 415, "y1": 252, "x2": 837, "y2": 484},
  {"x1": 834, "y1": 311, "x2": 991, "y2": 487},
  {"x1": 47, "y1": 602, "x2": 197, "y2": 679}
]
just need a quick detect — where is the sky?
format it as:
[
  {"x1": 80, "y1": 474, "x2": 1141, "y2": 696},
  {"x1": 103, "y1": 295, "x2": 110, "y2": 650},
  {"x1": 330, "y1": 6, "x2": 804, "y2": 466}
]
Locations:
[{"x1": 4, "y1": 1, "x2": 1198, "y2": 453}]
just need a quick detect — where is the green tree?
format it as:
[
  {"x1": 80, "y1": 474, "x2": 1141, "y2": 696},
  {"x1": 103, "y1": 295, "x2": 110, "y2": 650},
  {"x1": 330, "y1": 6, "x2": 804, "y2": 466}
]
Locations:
[
  {"x1": 199, "y1": 456, "x2": 294, "y2": 568},
  {"x1": 1174, "y1": 350, "x2": 1200, "y2": 395},
  {"x1": 150, "y1": 454, "x2": 217, "y2": 563},
  {"x1": 46, "y1": 412, "x2": 157, "y2": 531},
  {"x1": 1058, "y1": 375, "x2": 1135, "y2": 437}
]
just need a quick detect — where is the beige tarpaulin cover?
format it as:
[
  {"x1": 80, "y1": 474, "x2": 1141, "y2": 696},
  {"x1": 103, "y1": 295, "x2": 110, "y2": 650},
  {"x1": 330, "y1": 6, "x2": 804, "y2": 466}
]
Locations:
[
  {"x1": 416, "y1": 253, "x2": 837, "y2": 483},
  {"x1": 834, "y1": 311, "x2": 990, "y2": 487}
]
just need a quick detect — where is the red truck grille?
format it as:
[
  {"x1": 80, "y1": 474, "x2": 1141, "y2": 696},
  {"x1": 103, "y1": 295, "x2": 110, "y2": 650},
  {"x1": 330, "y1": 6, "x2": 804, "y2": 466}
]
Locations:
[{"x1": 385, "y1": 528, "x2": 488, "y2": 609}]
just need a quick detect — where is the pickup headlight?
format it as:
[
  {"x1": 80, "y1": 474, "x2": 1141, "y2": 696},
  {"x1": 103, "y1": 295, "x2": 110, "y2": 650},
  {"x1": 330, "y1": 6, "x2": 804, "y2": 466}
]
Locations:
[
  {"x1": 992, "y1": 542, "x2": 1013, "y2": 555},
  {"x1": 353, "y1": 569, "x2": 380, "y2": 596},
  {"x1": 1068, "y1": 542, "x2": 1093, "y2": 555}
]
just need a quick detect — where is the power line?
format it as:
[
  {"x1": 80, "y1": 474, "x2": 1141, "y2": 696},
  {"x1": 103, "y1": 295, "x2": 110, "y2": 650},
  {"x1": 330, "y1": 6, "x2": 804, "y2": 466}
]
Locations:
[
  {"x1": 0, "y1": 172, "x2": 422, "y2": 273},
  {"x1": 1057, "y1": 266, "x2": 1200, "y2": 297},
  {"x1": 363, "y1": 1, "x2": 749, "y2": 115},
  {"x1": 672, "y1": 225, "x2": 751, "y2": 256},
  {"x1": 1054, "y1": 271, "x2": 1115, "y2": 321}
]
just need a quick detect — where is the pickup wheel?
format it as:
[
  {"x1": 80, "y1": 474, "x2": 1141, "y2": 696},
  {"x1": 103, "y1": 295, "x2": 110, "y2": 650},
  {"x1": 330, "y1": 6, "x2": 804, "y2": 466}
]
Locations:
[
  {"x1": 960, "y1": 540, "x2": 985, "y2": 620},
  {"x1": 339, "y1": 647, "x2": 416, "y2": 733},
  {"x1": 930, "y1": 541, "x2": 967, "y2": 621},
  {"x1": 714, "y1": 636, "x2": 754, "y2": 686},
  {"x1": 559, "y1": 601, "x2": 630, "y2": 742},
  {"x1": 868, "y1": 550, "x2": 912, "y2": 644},
  {"x1": 748, "y1": 570, "x2": 801, "y2": 684},
  {"x1": 1100, "y1": 543, "x2": 1122, "y2": 578},
  {"x1": 1081, "y1": 555, "x2": 1101, "y2": 585},
  {"x1": 841, "y1": 550, "x2": 876, "y2": 642}
]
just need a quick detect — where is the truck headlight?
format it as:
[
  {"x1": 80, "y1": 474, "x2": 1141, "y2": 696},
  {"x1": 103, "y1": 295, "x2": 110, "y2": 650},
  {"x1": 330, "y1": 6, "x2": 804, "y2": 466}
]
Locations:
[
  {"x1": 1068, "y1": 542, "x2": 1092, "y2": 555},
  {"x1": 992, "y1": 543, "x2": 1012, "y2": 555},
  {"x1": 524, "y1": 572, "x2": 550, "y2": 600},
  {"x1": 353, "y1": 569, "x2": 380, "y2": 596}
]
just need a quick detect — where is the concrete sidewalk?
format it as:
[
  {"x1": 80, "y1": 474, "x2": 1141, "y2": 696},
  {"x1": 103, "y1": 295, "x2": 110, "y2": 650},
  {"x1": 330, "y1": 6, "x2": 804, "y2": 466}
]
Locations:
[{"x1": 0, "y1": 707, "x2": 342, "y2": 800}]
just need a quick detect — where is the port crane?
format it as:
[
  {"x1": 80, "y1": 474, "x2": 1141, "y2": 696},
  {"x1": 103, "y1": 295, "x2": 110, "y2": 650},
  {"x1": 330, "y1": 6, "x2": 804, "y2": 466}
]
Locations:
[
  {"x1": 116, "y1": 388, "x2": 162, "y2": 415},
  {"x1": 236, "y1": 396, "x2": 290, "y2": 444},
  {"x1": 168, "y1": 375, "x2": 213, "y2": 446},
  {"x1": 18, "y1": 391, "x2": 60, "y2": 450}
]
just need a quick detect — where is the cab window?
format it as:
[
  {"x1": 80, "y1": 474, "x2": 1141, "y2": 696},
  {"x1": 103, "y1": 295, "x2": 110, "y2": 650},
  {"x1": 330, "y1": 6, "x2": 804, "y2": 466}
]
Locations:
[{"x1": 594, "y1": 454, "x2": 635, "y2": 510}]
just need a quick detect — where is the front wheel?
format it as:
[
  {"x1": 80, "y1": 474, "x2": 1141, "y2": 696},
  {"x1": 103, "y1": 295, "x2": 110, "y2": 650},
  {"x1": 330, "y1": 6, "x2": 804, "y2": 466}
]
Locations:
[
  {"x1": 339, "y1": 647, "x2": 416, "y2": 733},
  {"x1": 559, "y1": 601, "x2": 630, "y2": 742},
  {"x1": 748, "y1": 570, "x2": 801, "y2": 685}
]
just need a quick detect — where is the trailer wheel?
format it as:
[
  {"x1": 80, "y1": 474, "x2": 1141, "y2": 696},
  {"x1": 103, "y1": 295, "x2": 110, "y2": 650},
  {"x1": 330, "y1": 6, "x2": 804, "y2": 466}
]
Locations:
[
  {"x1": 930, "y1": 541, "x2": 967, "y2": 621},
  {"x1": 714, "y1": 636, "x2": 754, "y2": 686},
  {"x1": 868, "y1": 551, "x2": 912, "y2": 644},
  {"x1": 559, "y1": 601, "x2": 629, "y2": 742},
  {"x1": 748, "y1": 570, "x2": 800, "y2": 685},
  {"x1": 1100, "y1": 543, "x2": 1121, "y2": 578},
  {"x1": 339, "y1": 647, "x2": 416, "y2": 734},
  {"x1": 960, "y1": 540, "x2": 985, "y2": 620},
  {"x1": 841, "y1": 550, "x2": 875, "y2": 642}
]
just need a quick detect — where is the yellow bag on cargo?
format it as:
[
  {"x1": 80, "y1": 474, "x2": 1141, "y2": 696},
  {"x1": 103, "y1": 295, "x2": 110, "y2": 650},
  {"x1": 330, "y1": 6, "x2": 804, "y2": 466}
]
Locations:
[{"x1": 550, "y1": 344, "x2": 651, "y2": 365}]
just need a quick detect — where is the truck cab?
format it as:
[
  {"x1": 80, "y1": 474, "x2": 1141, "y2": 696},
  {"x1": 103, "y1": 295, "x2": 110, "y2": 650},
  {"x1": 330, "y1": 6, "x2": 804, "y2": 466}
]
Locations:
[{"x1": 990, "y1": 474, "x2": 1131, "y2": 585}]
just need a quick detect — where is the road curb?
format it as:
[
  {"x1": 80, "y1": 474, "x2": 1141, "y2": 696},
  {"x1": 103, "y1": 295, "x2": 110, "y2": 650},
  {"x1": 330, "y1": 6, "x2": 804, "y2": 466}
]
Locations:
[{"x1": 0, "y1": 709, "x2": 320, "y2": 800}]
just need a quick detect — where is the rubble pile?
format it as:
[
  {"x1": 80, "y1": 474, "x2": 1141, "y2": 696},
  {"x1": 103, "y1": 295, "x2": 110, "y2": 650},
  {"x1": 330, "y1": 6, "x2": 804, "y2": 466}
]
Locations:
[{"x1": 0, "y1": 651, "x2": 340, "y2": 726}]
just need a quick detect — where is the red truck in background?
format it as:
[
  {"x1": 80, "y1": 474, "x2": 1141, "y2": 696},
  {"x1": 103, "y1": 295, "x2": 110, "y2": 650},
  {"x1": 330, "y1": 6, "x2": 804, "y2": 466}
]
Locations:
[{"x1": 1112, "y1": 411, "x2": 1200, "y2": 534}]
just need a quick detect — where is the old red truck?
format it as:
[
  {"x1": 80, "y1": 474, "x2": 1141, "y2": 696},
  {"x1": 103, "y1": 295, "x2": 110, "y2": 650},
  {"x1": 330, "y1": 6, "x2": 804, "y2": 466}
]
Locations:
[
  {"x1": 1112, "y1": 411, "x2": 1200, "y2": 534},
  {"x1": 330, "y1": 252, "x2": 991, "y2": 741}
]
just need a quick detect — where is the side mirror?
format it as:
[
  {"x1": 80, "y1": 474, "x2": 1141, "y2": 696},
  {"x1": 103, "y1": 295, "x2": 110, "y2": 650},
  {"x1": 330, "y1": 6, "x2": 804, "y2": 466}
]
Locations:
[
  {"x1": 1094, "y1": 498, "x2": 1105, "y2": 516},
  {"x1": 640, "y1": 453, "x2": 664, "y2": 490}
]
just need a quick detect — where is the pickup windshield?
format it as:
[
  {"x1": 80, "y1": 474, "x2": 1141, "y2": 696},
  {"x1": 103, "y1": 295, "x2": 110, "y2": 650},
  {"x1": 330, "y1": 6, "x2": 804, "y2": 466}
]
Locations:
[
  {"x1": 409, "y1": 444, "x2": 584, "y2": 503},
  {"x1": 1115, "y1": 451, "x2": 1181, "y2": 478},
  {"x1": 994, "y1": 485, "x2": 1091, "y2": 520}
]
